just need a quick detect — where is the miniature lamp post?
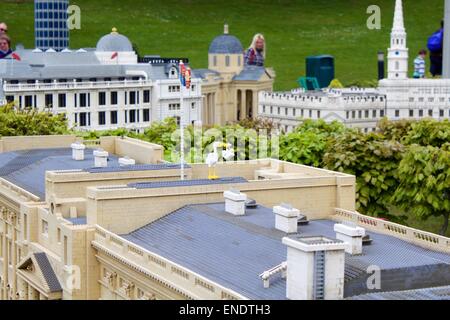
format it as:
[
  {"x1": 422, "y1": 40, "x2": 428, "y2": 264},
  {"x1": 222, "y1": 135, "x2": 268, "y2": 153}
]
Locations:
[{"x1": 377, "y1": 51, "x2": 385, "y2": 80}]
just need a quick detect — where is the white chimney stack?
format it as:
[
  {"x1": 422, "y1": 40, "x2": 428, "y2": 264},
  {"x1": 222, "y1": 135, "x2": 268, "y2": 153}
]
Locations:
[
  {"x1": 282, "y1": 235, "x2": 346, "y2": 300},
  {"x1": 334, "y1": 223, "x2": 366, "y2": 255},
  {"x1": 223, "y1": 189, "x2": 247, "y2": 216},
  {"x1": 93, "y1": 149, "x2": 109, "y2": 168},
  {"x1": 71, "y1": 142, "x2": 86, "y2": 161},
  {"x1": 273, "y1": 203, "x2": 299, "y2": 234},
  {"x1": 118, "y1": 156, "x2": 136, "y2": 167}
]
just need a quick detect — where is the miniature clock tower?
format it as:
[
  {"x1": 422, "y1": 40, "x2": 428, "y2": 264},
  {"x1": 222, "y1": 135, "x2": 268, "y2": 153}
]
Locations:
[{"x1": 387, "y1": 0, "x2": 409, "y2": 80}]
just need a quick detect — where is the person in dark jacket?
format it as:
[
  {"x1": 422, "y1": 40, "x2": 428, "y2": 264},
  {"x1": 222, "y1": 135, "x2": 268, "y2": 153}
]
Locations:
[
  {"x1": 0, "y1": 34, "x2": 12, "y2": 59},
  {"x1": 244, "y1": 33, "x2": 265, "y2": 66},
  {"x1": 430, "y1": 20, "x2": 444, "y2": 77}
]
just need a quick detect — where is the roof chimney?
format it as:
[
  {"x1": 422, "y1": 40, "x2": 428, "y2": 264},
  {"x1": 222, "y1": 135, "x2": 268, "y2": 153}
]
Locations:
[
  {"x1": 71, "y1": 142, "x2": 86, "y2": 161},
  {"x1": 118, "y1": 156, "x2": 136, "y2": 167},
  {"x1": 282, "y1": 235, "x2": 346, "y2": 300},
  {"x1": 224, "y1": 189, "x2": 247, "y2": 216},
  {"x1": 224, "y1": 24, "x2": 229, "y2": 35},
  {"x1": 93, "y1": 149, "x2": 109, "y2": 168},
  {"x1": 273, "y1": 203, "x2": 299, "y2": 234},
  {"x1": 334, "y1": 223, "x2": 366, "y2": 255}
]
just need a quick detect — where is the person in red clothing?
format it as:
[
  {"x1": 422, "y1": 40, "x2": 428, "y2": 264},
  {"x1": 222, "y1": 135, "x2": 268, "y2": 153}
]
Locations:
[{"x1": 244, "y1": 33, "x2": 266, "y2": 66}]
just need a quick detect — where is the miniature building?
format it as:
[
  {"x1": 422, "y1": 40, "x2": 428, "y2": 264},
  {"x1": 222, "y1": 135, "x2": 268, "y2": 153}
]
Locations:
[
  {"x1": 258, "y1": 0, "x2": 450, "y2": 133},
  {"x1": 0, "y1": 28, "x2": 203, "y2": 132},
  {"x1": 35, "y1": 0, "x2": 70, "y2": 51},
  {"x1": 195, "y1": 24, "x2": 275, "y2": 125},
  {"x1": 0, "y1": 135, "x2": 449, "y2": 300}
]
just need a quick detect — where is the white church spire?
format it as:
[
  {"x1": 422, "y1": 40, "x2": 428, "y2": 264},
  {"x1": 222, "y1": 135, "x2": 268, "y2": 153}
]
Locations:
[
  {"x1": 392, "y1": 0, "x2": 405, "y2": 31},
  {"x1": 387, "y1": 0, "x2": 409, "y2": 79}
]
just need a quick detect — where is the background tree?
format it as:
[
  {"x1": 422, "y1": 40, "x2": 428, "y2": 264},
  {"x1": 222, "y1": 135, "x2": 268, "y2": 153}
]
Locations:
[
  {"x1": 392, "y1": 144, "x2": 450, "y2": 235},
  {"x1": 323, "y1": 130, "x2": 405, "y2": 222}
]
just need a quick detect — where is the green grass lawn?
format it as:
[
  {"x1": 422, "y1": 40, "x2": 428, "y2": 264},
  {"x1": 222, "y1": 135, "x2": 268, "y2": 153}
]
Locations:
[{"x1": 0, "y1": 0, "x2": 444, "y2": 90}]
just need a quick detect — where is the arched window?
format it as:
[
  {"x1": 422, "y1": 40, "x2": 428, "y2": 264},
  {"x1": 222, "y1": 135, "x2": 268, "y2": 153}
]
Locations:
[
  {"x1": 238, "y1": 55, "x2": 241, "y2": 66},
  {"x1": 395, "y1": 61, "x2": 399, "y2": 70},
  {"x1": 213, "y1": 55, "x2": 217, "y2": 67},
  {"x1": 225, "y1": 55, "x2": 230, "y2": 67}
]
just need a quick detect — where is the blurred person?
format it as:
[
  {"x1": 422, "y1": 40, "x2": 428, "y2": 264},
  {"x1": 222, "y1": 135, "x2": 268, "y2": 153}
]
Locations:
[
  {"x1": 0, "y1": 34, "x2": 12, "y2": 59},
  {"x1": 244, "y1": 33, "x2": 265, "y2": 66},
  {"x1": 0, "y1": 22, "x2": 7, "y2": 34},
  {"x1": 427, "y1": 20, "x2": 444, "y2": 77},
  {"x1": 413, "y1": 49, "x2": 427, "y2": 78}
]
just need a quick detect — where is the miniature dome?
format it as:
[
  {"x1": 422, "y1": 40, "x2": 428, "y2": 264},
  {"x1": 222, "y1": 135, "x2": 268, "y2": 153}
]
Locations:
[
  {"x1": 96, "y1": 27, "x2": 133, "y2": 52},
  {"x1": 208, "y1": 25, "x2": 243, "y2": 54}
]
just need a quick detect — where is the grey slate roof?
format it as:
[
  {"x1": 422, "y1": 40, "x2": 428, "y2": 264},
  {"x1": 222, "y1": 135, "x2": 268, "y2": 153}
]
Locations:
[
  {"x1": 209, "y1": 34, "x2": 244, "y2": 54},
  {"x1": 33, "y1": 252, "x2": 62, "y2": 293},
  {"x1": 122, "y1": 203, "x2": 450, "y2": 300},
  {"x1": 96, "y1": 33, "x2": 133, "y2": 52},
  {"x1": 66, "y1": 217, "x2": 87, "y2": 225},
  {"x1": 347, "y1": 285, "x2": 450, "y2": 300},
  {"x1": 233, "y1": 66, "x2": 268, "y2": 81},
  {"x1": 128, "y1": 177, "x2": 248, "y2": 189},
  {"x1": 191, "y1": 68, "x2": 220, "y2": 79},
  {"x1": 0, "y1": 148, "x2": 121, "y2": 199},
  {"x1": 0, "y1": 50, "x2": 180, "y2": 81},
  {"x1": 85, "y1": 163, "x2": 191, "y2": 173}
]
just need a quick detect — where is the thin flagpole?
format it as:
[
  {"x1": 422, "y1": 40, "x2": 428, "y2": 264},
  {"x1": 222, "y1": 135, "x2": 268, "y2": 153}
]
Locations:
[{"x1": 179, "y1": 61, "x2": 185, "y2": 181}]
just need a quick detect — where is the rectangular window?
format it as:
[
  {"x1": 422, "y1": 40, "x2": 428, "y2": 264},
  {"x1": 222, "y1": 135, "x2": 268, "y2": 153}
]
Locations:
[
  {"x1": 365, "y1": 110, "x2": 369, "y2": 118},
  {"x1": 129, "y1": 92, "x2": 136, "y2": 105},
  {"x1": 317, "y1": 110, "x2": 321, "y2": 119},
  {"x1": 419, "y1": 109, "x2": 424, "y2": 117},
  {"x1": 99, "y1": 111, "x2": 106, "y2": 125},
  {"x1": 25, "y1": 95, "x2": 33, "y2": 108},
  {"x1": 64, "y1": 236, "x2": 68, "y2": 265},
  {"x1": 309, "y1": 110, "x2": 312, "y2": 117},
  {"x1": 143, "y1": 90, "x2": 150, "y2": 103},
  {"x1": 428, "y1": 109, "x2": 433, "y2": 117},
  {"x1": 124, "y1": 110, "x2": 128, "y2": 123},
  {"x1": 110, "y1": 111, "x2": 118, "y2": 124},
  {"x1": 358, "y1": 110, "x2": 362, "y2": 119},
  {"x1": 99, "y1": 92, "x2": 106, "y2": 106},
  {"x1": 23, "y1": 214, "x2": 28, "y2": 241},
  {"x1": 129, "y1": 110, "x2": 136, "y2": 123},
  {"x1": 143, "y1": 109, "x2": 150, "y2": 122},
  {"x1": 409, "y1": 109, "x2": 414, "y2": 117},
  {"x1": 58, "y1": 94, "x2": 66, "y2": 108},
  {"x1": 395, "y1": 110, "x2": 400, "y2": 117},
  {"x1": 111, "y1": 92, "x2": 118, "y2": 105},
  {"x1": 42, "y1": 220, "x2": 48, "y2": 236},
  {"x1": 80, "y1": 93, "x2": 87, "y2": 107},
  {"x1": 79, "y1": 113, "x2": 87, "y2": 126},
  {"x1": 440, "y1": 109, "x2": 444, "y2": 117},
  {"x1": 346, "y1": 111, "x2": 349, "y2": 119},
  {"x1": 6, "y1": 95, "x2": 14, "y2": 103},
  {"x1": 352, "y1": 111, "x2": 356, "y2": 119},
  {"x1": 57, "y1": 228, "x2": 61, "y2": 244},
  {"x1": 380, "y1": 110, "x2": 385, "y2": 117},
  {"x1": 45, "y1": 94, "x2": 53, "y2": 108}
]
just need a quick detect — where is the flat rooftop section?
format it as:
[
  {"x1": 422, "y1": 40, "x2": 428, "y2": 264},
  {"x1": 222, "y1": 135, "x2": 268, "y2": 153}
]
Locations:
[
  {"x1": 0, "y1": 148, "x2": 123, "y2": 199},
  {"x1": 347, "y1": 286, "x2": 450, "y2": 300},
  {"x1": 85, "y1": 163, "x2": 190, "y2": 174},
  {"x1": 128, "y1": 177, "x2": 248, "y2": 189},
  {"x1": 122, "y1": 203, "x2": 450, "y2": 300}
]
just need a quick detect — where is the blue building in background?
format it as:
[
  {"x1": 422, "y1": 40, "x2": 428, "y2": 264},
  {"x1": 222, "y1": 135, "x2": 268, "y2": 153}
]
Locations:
[{"x1": 34, "y1": 0, "x2": 69, "y2": 51}]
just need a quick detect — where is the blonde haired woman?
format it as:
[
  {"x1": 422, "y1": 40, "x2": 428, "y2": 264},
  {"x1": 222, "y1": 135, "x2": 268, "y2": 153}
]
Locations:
[{"x1": 244, "y1": 33, "x2": 265, "y2": 66}]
